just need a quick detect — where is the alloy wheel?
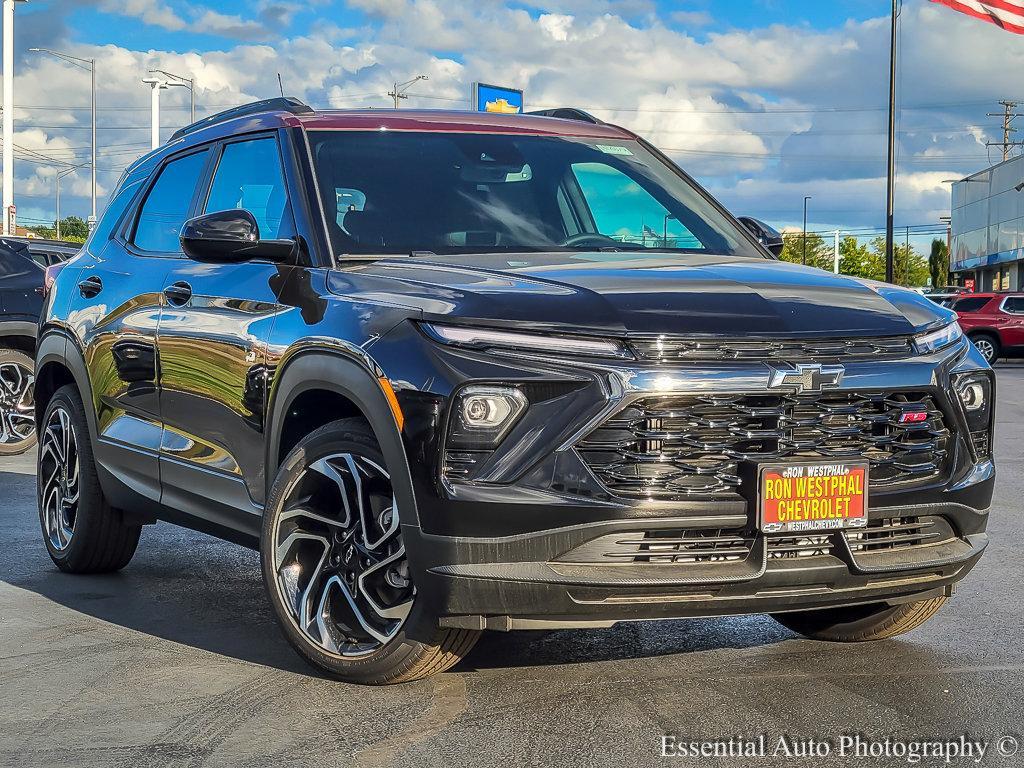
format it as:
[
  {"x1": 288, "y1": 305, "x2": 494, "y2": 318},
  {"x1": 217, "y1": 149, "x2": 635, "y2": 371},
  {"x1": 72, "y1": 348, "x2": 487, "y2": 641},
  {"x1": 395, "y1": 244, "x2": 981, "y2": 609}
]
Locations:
[
  {"x1": 973, "y1": 338, "x2": 996, "y2": 363},
  {"x1": 272, "y1": 452, "x2": 415, "y2": 657},
  {"x1": 0, "y1": 361, "x2": 35, "y2": 448},
  {"x1": 39, "y1": 406, "x2": 80, "y2": 550}
]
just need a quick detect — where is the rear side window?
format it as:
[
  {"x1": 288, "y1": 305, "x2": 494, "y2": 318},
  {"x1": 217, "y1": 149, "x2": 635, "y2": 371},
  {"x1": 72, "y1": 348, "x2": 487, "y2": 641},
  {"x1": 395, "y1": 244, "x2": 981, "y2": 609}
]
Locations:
[
  {"x1": 133, "y1": 150, "x2": 208, "y2": 253},
  {"x1": 1003, "y1": 296, "x2": 1024, "y2": 314},
  {"x1": 205, "y1": 137, "x2": 290, "y2": 240},
  {"x1": 953, "y1": 296, "x2": 990, "y2": 313}
]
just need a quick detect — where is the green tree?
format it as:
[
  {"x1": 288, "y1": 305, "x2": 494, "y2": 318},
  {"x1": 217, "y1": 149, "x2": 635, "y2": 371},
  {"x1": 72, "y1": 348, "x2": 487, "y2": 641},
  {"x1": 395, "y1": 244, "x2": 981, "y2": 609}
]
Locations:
[
  {"x1": 779, "y1": 231, "x2": 834, "y2": 271},
  {"x1": 928, "y1": 238, "x2": 950, "y2": 289},
  {"x1": 838, "y1": 236, "x2": 884, "y2": 280},
  {"x1": 55, "y1": 216, "x2": 89, "y2": 242}
]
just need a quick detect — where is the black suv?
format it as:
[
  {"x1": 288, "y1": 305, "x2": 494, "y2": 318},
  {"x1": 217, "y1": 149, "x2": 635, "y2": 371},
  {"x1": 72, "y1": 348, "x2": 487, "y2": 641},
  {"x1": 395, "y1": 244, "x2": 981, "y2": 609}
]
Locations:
[
  {"x1": 1, "y1": 237, "x2": 78, "y2": 454},
  {"x1": 37, "y1": 99, "x2": 995, "y2": 684}
]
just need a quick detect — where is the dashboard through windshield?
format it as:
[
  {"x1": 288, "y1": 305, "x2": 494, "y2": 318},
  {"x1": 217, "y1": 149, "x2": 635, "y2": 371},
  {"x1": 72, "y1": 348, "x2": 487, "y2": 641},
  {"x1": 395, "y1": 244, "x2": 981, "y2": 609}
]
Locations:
[{"x1": 307, "y1": 129, "x2": 760, "y2": 259}]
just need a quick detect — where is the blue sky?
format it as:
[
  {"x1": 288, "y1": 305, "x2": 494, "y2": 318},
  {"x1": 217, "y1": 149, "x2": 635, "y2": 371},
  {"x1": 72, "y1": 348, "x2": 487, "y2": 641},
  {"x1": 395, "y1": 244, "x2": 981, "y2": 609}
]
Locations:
[{"x1": 5, "y1": 0, "x2": 1024, "y2": 252}]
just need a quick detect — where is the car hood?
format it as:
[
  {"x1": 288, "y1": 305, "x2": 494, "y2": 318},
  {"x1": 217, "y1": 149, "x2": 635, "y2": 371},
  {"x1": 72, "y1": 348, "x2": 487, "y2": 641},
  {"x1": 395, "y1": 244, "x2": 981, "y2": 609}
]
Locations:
[{"x1": 329, "y1": 251, "x2": 952, "y2": 338}]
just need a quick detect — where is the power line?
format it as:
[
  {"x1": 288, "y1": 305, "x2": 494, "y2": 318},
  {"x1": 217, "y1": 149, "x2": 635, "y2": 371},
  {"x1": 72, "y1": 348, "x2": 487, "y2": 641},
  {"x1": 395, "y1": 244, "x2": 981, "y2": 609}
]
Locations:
[{"x1": 985, "y1": 100, "x2": 1024, "y2": 161}]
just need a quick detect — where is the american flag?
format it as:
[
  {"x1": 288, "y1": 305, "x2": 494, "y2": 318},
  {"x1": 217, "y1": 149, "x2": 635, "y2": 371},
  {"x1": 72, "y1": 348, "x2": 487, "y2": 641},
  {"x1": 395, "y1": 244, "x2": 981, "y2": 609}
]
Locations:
[{"x1": 931, "y1": 0, "x2": 1024, "y2": 34}]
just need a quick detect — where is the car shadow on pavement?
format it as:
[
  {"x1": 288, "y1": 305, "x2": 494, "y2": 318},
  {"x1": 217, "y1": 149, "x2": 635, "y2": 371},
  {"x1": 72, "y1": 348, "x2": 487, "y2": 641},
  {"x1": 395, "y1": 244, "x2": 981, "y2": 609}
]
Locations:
[{"x1": 0, "y1": 469, "x2": 846, "y2": 679}]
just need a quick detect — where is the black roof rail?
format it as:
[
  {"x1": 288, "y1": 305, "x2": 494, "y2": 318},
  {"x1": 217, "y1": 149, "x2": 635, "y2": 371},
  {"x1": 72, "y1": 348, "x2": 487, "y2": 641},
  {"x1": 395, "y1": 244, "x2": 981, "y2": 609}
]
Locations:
[
  {"x1": 525, "y1": 107, "x2": 604, "y2": 125},
  {"x1": 170, "y1": 97, "x2": 315, "y2": 142}
]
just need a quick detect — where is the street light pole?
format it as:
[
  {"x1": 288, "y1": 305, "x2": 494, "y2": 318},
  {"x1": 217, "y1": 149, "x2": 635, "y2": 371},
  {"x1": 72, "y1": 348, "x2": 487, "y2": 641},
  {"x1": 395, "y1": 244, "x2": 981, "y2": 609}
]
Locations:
[
  {"x1": 142, "y1": 77, "x2": 168, "y2": 150},
  {"x1": 55, "y1": 166, "x2": 80, "y2": 240},
  {"x1": 29, "y1": 47, "x2": 97, "y2": 228},
  {"x1": 2, "y1": 0, "x2": 29, "y2": 236},
  {"x1": 802, "y1": 195, "x2": 812, "y2": 266},
  {"x1": 149, "y1": 68, "x2": 195, "y2": 124}
]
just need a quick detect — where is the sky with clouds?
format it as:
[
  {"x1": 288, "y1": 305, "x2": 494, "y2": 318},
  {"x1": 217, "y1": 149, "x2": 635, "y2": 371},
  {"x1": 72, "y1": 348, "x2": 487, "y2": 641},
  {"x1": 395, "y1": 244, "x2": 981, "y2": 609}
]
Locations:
[{"x1": 4, "y1": 0, "x2": 1024, "y2": 245}]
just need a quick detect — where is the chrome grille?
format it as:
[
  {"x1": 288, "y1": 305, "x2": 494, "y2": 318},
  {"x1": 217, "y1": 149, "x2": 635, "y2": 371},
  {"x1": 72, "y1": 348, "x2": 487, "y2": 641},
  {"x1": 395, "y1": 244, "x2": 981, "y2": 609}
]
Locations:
[
  {"x1": 630, "y1": 336, "x2": 914, "y2": 362},
  {"x1": 576, "y1": 392, "x2": 950, "y2": 500}
]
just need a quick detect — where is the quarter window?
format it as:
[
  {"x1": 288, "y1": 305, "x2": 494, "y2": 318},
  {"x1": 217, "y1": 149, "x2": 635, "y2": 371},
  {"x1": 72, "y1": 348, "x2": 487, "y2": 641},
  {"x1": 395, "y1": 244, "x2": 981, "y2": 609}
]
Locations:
[
  {"x1": 1002, "y1": 296, "x2": 1024, "y2": 314},
  {"x1": 953, "y1": 296, "x2": 990, "y2": 313},
  {"x1": 205, "y1": 137, "x2": 290, "y2": 240},
  {"x1": 132, "y1": 150, "x2": 208, "y2": 253}
]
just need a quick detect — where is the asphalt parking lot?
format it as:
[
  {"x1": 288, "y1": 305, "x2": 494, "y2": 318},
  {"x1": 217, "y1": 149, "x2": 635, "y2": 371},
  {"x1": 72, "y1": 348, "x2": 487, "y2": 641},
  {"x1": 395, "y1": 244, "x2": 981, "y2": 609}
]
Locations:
[{"x1": 1, "y1": 368, "x2": 1022, "y2": 768}]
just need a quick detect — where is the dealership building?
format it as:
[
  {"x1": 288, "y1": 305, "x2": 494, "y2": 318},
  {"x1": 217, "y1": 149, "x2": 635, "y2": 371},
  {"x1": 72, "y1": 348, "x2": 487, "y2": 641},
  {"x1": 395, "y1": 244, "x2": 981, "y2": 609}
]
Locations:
[{"x1": 950, "y1": 153, "x2": 1024, "y2": 292}]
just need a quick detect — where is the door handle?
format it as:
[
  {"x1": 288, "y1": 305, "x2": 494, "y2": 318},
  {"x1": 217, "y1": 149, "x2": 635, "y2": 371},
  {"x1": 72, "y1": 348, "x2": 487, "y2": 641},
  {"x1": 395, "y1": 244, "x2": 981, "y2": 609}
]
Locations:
[
  {"x1": 77, "y1": 275, "x2": 103, "y2": 298},
  {"x1": 163, "y1": 281, "x2": 193, "y2": 306}
]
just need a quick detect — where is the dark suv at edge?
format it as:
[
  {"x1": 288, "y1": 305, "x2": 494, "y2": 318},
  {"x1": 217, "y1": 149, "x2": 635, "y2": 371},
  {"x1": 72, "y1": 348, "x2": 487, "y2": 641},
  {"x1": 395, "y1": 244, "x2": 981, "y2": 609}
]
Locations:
[{"x1": 37, "y1": 99, "x2": 995, "y2": 684}]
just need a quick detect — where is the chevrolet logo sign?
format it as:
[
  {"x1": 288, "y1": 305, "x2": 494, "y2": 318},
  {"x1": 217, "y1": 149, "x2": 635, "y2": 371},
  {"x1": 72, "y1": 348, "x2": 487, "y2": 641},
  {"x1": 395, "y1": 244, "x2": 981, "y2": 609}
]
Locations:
[{"x1": 767, "y1": 363, "x2": 845, "y2": 394}]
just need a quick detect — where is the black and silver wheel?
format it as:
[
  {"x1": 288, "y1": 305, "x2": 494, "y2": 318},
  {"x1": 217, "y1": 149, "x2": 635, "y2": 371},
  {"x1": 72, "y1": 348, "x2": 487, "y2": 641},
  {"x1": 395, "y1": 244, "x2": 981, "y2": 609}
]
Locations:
[
  {"x1": 261, "y1": 418, "x2": 480, "y2": 684},
  {"x1": 40, "y1": 402, "x2": 79, "y2": 550},
  {"x1": 38, "y1": 385, "x2": 141, "y2": 573},
  {"x1": 969, "y1": 333, "x2": 1000, "y2": 364},
  {"x1": 0, "y1": 348, "x2": 37, "y2": 456}
]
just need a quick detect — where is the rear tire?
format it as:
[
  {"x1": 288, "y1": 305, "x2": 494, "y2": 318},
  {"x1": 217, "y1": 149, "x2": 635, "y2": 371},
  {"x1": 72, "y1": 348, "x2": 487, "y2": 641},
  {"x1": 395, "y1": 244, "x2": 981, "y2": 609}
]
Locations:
[
  {"x1": 969, "y1": 333, "x2": 1000, "y2": 364},
  {"x1": 772, "y1": 596, "x2": 947, "y2": 642},
  {"x1": 261, "y1": 418, "x2": 480, "y2": 684},
  {"x1": 0, "y1": 347, "x2": 37, "y2": 456},
  {"x1": 38, "y1": 385, "x2": 141, "y2": 573}
]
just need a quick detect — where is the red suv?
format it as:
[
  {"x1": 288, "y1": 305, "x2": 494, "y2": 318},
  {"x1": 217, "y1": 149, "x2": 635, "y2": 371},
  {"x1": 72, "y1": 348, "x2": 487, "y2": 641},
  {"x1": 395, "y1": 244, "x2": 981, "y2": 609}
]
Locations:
[{"x1": 951, "y1": 292, "x2": 1024, "y2": 363}]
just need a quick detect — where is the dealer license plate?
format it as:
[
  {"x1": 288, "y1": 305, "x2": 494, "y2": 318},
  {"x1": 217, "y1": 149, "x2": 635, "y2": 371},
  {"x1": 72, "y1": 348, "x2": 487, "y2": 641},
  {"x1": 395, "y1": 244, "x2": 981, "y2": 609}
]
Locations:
[{"x1": 759, "y1": 462, "x2": 869, "y2": 534}]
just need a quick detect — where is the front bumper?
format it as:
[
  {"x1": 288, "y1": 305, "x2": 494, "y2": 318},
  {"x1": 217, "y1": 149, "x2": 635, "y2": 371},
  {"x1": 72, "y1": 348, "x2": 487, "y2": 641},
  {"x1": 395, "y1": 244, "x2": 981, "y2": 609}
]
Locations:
[
  {"x1": 378, "y1": 326, "x2": 996, "y2": 628},
  {"x1": 407, "y1": 471, "x2": 991, "y2": 629}
]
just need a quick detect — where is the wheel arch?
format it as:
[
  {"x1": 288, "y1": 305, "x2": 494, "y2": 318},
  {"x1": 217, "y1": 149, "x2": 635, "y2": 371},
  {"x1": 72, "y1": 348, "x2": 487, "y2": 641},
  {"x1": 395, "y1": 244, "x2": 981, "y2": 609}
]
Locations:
[
  {"x1": 265, "y1": 346, "x2": 420, "y2": 528},
  {"x1": 34, "y1": 328, "x2": 97, "y2": 440}
]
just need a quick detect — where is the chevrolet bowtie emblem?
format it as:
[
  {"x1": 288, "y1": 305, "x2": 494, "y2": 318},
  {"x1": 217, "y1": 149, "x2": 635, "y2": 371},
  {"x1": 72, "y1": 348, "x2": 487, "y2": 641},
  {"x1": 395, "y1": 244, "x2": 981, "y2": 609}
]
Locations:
[{"x1": 767, "y1": 363, "x2": 845, "y2": 394}]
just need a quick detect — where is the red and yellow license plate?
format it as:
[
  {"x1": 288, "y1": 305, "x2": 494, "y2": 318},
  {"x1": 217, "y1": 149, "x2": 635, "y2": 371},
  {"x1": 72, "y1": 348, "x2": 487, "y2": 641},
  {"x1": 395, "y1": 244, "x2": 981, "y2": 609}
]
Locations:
[{"x1": 759, "y1": 462, "x2": 869, "y2": 533}]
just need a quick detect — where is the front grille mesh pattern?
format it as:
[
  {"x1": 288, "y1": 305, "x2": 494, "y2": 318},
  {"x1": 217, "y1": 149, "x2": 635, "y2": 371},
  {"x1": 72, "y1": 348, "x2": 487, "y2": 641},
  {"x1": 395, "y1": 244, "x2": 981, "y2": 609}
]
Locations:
[
  {"x1": 576, "y1": 392, "x2": 950, "y2": 500},
  {"x1": 557, "y1": 518, "x2": 956, "y2": 566},
  {"x1": 844, "y1": 516, "x2": 942, "y2": 552},
  {"x1": 629, "y1": 336, "x2": 914, "y2": 362},
  {"x1": 604, "y1": 529, "x2": 753, "y2": 564}
]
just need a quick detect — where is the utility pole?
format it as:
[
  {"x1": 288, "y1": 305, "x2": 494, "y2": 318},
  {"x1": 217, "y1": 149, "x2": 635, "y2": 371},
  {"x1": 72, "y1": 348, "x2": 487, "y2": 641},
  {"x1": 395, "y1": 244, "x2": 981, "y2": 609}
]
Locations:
[
  {"x1": 388, "y1": 75, "x2": 428, "y2": 109},
  {"x1": 30, "y1": 48, "x2": 97, "y2": 228},
  {"x1": 142, "y1": 76, "x2": 168, "y2": 150},
  {"x1": 884, "y1": 0, "x2": 899, "y2": 284},
  {"x1": 833, "y1": 230, "x2": 841, "y2": 274},
  {"x1": 802, "y1": 195, "x2": 811, "y2": 265},
  {"x1": 2, "y1": 0, "x2": 28, "y2": 236},
  {"x1": 986, "y1": 100, "x2": 1024, "y2": 161}
]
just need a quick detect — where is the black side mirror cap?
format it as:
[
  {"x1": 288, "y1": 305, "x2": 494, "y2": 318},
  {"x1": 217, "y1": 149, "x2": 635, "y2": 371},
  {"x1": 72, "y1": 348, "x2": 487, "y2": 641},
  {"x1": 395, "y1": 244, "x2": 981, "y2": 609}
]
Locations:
[
  {"x1": 180, "y1": 209, "x2": 295, "y2": 263},
  {"x1": 738, "y1": 216, "x2": 784, "y2": 258}
]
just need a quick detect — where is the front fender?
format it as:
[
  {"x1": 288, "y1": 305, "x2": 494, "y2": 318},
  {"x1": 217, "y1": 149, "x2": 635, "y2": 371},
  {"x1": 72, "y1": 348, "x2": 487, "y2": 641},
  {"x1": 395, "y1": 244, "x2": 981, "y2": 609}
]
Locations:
[{"x1": 264, "y1": 344, "x2": 420, "y2": 529}]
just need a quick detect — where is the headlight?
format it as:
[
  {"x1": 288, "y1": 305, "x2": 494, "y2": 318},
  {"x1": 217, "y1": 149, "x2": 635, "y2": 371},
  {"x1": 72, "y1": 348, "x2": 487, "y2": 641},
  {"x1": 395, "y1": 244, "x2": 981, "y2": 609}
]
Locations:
[
  {"x1": 422, "y1": 323, "x2": 631, "y2": 359},
  {"x1": 448, "y1": 385, "x2": 528, "y2": 448},
  {"x1": 913, "y1": 322, "x2": 963, "y2": 355},
  {"x1": 952, "y1": 372, "x2": 994, "y2": 458}
]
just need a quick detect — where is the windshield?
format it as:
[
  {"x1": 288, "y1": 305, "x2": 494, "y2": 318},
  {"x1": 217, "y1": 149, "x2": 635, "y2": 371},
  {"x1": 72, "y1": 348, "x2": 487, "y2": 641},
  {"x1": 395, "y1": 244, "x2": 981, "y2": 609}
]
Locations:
[{"x1": 308, "y1": 129, "x2": 760, "y2": 258}]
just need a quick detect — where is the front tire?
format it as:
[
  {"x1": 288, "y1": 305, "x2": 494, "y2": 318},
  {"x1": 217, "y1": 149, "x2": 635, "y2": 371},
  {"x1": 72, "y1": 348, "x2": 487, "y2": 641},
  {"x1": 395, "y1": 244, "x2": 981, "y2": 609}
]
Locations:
[
  {"x1": 0, "y1": 348, "x2": 37, "y2": 456},
  {"x1": 772, "y1": 596, "x2": 947, "y2": 642},
  {"x1": 260, "y1": 418, "x2": 480, "y2": 684},
  {"x1": 38, "y1": 385, "x2": 141, "y2": 573}
]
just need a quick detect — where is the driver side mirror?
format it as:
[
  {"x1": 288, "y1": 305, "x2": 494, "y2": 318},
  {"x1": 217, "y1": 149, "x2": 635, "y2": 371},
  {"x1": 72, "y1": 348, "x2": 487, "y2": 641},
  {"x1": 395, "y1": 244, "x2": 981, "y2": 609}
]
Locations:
[
  {"x1": 738, "y1": 216, "x2": 784, "y2": 258},
  {"x1": 180, "y1": 209, "x2": 295, "y2": 263}
]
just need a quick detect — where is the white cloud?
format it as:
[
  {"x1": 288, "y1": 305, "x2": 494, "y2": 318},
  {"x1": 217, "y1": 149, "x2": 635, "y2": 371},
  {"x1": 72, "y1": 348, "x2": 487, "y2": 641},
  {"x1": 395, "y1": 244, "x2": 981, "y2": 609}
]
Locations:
[
  {"x1": 12, "y1": 0, "x2": 1021, "y2": 235},
  {"x1": 670, "y1": 10, "x2": 713, "y2": 28},
  {"x1": 99, "y1": 0, "x2": 185, "y2": 31}
]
